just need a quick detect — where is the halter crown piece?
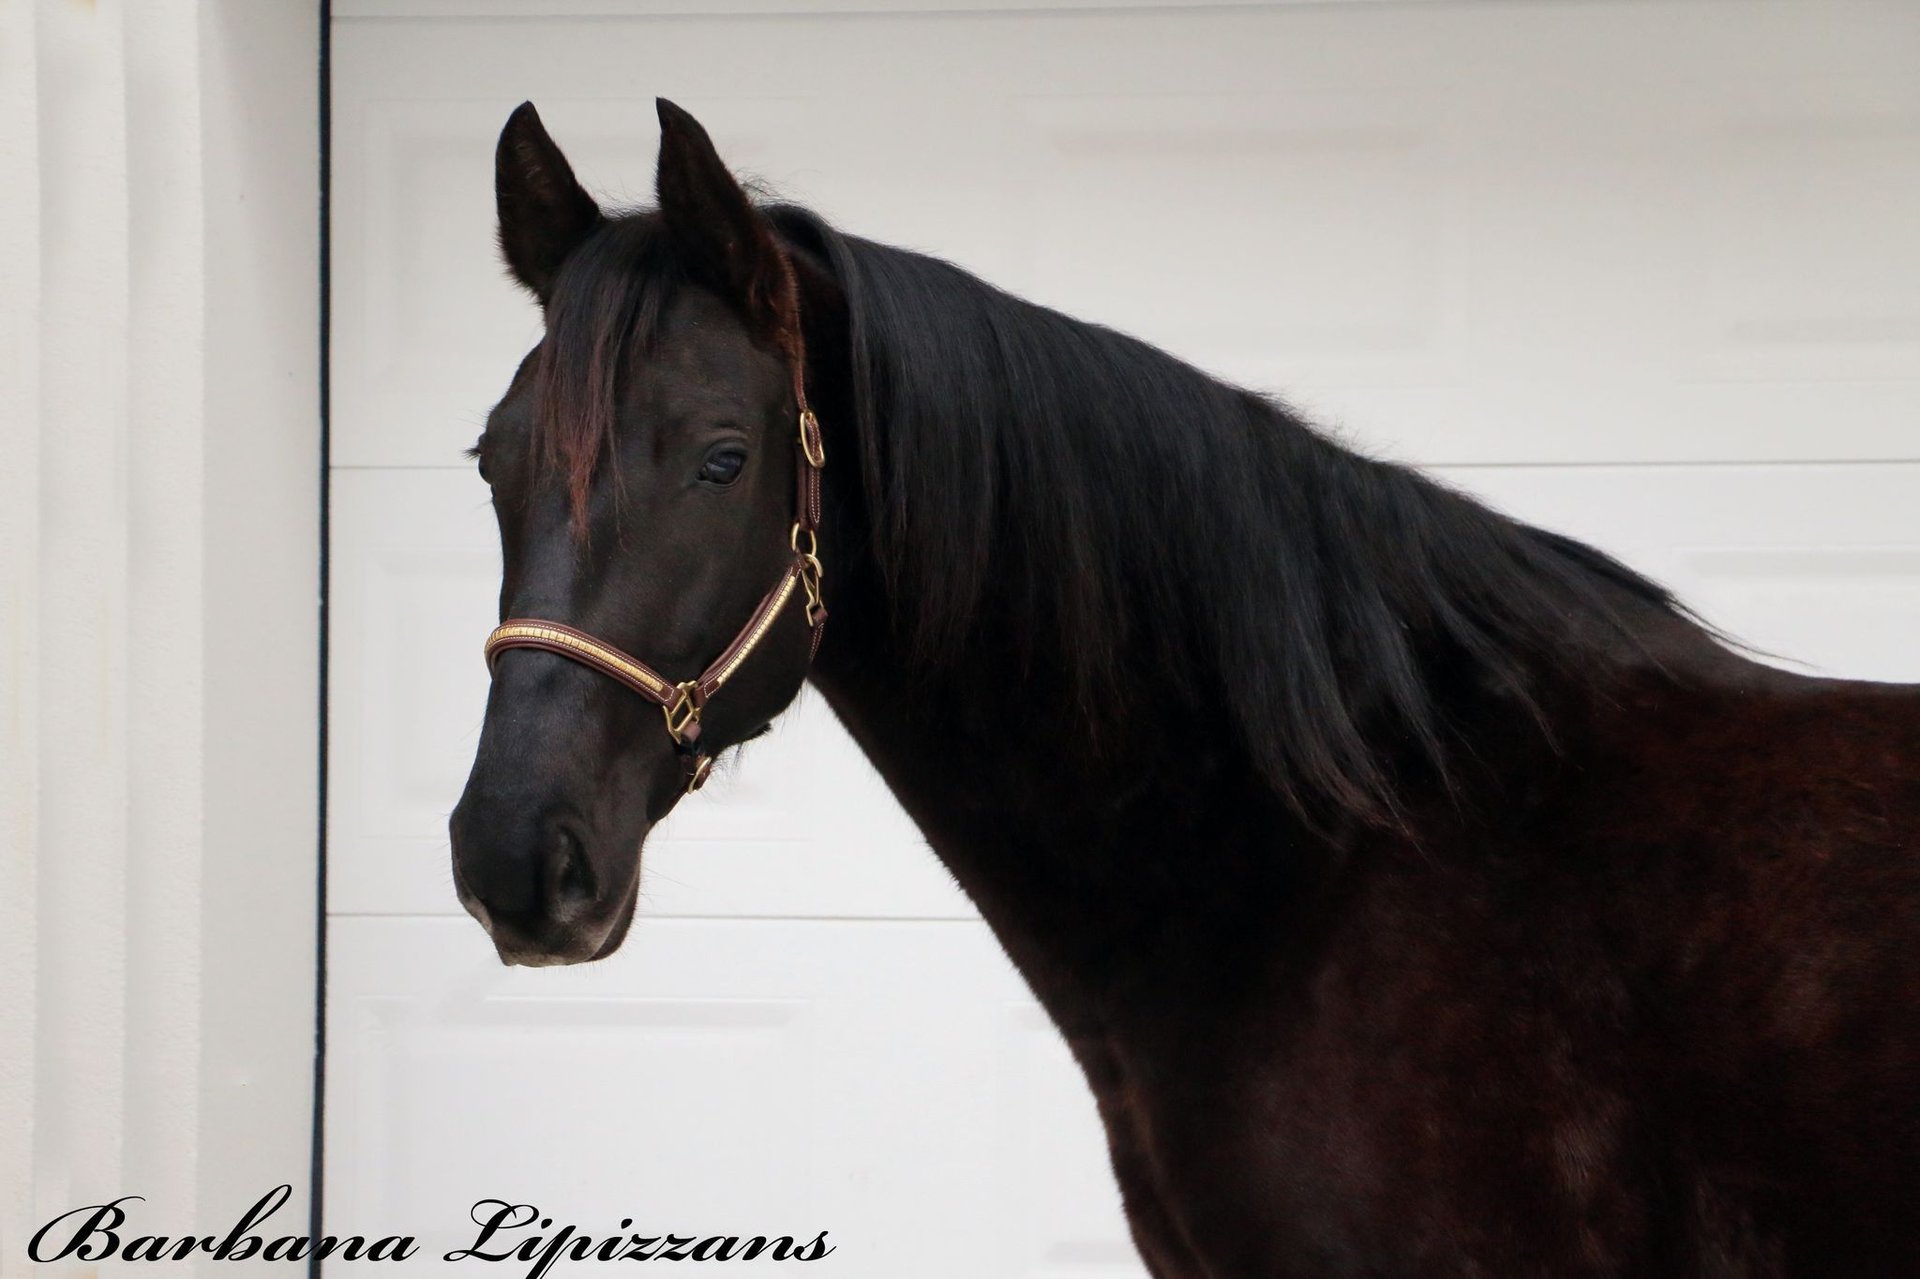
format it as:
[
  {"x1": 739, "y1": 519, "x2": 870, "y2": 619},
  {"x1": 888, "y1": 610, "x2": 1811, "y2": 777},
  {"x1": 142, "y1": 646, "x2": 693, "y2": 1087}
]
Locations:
[{"x1": 481, "y1": 258, "x2": 827, "y2": 793}]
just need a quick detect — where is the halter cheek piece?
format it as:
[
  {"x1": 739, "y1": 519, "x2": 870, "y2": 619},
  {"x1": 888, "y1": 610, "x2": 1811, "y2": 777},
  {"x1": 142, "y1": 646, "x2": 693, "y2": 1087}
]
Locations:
[{"x1": 481, "y1": 289, "x2": 827, "y2": 794}]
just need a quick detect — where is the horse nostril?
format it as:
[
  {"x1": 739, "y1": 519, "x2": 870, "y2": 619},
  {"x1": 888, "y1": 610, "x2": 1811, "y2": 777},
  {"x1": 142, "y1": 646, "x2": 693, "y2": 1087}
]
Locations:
[
  {"x1": 450, "y1": 805, "x2": 540, "y2": 918},
  {"x1": 544, "y1": 820, "x2": 598, "y2": 919}
]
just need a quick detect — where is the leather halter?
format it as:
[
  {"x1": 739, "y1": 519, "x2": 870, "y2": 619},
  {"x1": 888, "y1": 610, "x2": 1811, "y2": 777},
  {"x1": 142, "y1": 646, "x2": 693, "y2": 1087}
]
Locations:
[{"x1": 482, "y1": 291, "x2": 827, "y2": 794}]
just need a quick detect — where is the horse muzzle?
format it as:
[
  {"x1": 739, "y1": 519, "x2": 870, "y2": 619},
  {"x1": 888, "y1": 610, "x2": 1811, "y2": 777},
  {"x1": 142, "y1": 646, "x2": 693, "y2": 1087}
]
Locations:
[{"x1": 448, "y1": 800, "x2": 644, "y2": 966}]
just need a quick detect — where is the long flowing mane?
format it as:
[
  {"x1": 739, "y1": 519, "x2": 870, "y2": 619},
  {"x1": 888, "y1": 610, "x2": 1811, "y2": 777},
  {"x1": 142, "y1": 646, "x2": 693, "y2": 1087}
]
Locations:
[{"x1": 530, "y1": 202, "x2": 1690, "y2": 825}]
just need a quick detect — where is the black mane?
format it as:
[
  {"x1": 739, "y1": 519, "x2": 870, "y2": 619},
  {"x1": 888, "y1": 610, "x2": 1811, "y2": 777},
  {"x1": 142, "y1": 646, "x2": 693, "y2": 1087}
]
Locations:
[
  {"x1": 535, "y1": 202, "x2": 1687, "y2": 824},
  {"x1": 771, "y1": 205, "x2": 1688, "y2": 823}
]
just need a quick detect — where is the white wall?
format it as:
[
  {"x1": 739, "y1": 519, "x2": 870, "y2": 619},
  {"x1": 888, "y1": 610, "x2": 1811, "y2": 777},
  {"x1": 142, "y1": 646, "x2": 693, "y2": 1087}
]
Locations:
[{"x1": 0, "y1": 1, "x2": 319, "y2": 1268}]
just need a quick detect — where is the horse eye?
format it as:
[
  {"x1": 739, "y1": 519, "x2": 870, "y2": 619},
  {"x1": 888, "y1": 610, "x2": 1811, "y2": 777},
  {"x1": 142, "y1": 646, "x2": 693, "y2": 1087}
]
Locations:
[
  {"x1": 699, "y1": 446, "x2": 747, "y2": 486},
  {"x1": 476, "y1": 454, "x2": 491, "y2": 485}
]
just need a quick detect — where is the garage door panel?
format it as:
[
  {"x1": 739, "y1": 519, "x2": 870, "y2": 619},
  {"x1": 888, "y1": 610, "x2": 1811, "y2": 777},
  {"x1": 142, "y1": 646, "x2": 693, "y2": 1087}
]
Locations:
[
  {"x1": 326, "y1": 469, "x2": 497, "y2": 918},
  {"x1": 1011, "y1": 90, "x2": 1463, "y2": 386},
  {"x1": 1436, "y1": 463, "x2": 1920, "y2": 685},
  {"x1": 334, "y1": 2, "x2": 1920, "y2": 469},
  {"x1": 1701, "y1": 117, "x2": 1920, "y2": 369},
  {"x1": 994, "y1": 1003, "x2": 1150, "y2": 1278},
  {"x1": 324, "y1": 917, "x2": 1140, "y2": 1277}
]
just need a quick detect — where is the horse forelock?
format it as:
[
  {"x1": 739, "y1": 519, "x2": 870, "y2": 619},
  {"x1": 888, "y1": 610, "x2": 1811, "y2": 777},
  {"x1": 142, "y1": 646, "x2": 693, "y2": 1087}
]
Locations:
[{"x1": 533, "y1": 214, "x2": 686, "y2": 537}]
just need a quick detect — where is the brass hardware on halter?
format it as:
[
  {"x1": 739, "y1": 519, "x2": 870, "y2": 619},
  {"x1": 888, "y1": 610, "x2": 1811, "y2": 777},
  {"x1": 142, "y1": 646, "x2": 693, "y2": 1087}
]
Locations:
[
  {"x1": 799, "y1": 409, "x2": 826, "y2": 469},
  {"x1": 790, "y1": 523, "x2": 827, "y2": 627},
  {"x1": 663, "y1": 682, "x2": 701, "y2": 744},
  {"x1": 800, "y1": 560, "x2": 826, "y2": 628}
]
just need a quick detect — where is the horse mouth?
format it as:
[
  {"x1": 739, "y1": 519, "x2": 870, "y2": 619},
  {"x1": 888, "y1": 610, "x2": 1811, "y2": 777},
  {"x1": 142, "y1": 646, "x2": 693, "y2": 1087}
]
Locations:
[{"x1": 455, "y1": 864, "x2": 640, "y2": 967}]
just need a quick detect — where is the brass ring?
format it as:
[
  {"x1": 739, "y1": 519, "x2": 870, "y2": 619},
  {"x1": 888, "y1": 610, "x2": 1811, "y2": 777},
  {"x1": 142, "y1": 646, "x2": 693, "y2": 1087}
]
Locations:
[{"x1": 798, "y1": 409, "x2": 826, "y2": 469}]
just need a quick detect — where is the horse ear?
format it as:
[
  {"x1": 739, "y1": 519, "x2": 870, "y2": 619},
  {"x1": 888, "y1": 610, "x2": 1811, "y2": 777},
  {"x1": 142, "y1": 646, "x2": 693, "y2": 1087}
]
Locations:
[
  {"x1": 654, "y1": 98, "x2": 793, "y2": 340},
  {"x1": 495, "y1": 101, "x2": 602, "y2": 302}
]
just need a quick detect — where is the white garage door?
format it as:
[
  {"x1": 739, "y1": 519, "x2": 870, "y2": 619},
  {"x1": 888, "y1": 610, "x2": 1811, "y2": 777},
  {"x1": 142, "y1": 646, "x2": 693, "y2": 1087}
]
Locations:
[{"x1": 324, "y1": 2, "x2": 1920, "y2": 1274}]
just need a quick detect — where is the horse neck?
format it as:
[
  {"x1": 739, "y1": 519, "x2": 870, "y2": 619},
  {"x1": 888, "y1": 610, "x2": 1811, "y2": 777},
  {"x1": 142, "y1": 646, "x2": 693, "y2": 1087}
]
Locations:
[
  {"x1": 799, "y1": 449, "x2": 1360, "y2": 1021},
  {"x1": 801, "y1": 616, "x2": 1293, "y2": 1028},
  {"x1": 799, "y1": 496, "x2": 1723, "y2": 1033},
  {"x1": 783, "y1": 236, "x2": 1721, "y2": 1016}
]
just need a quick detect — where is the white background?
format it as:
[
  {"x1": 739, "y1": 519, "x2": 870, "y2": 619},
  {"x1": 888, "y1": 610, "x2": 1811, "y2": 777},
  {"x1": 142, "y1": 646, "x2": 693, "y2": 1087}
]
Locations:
[{"x1": 326, "y1": 3, "x2": 1920, "y2": 1276}]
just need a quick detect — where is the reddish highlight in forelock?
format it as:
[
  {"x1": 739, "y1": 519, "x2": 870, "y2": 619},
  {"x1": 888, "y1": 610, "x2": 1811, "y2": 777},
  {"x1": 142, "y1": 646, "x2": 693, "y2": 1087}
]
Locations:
[
  {"x1": 528, "y1": 218, "x2": 684, "y2": 539},
  {"x1": 527, "y1": 214, "x2": 806, "y2": 540}
]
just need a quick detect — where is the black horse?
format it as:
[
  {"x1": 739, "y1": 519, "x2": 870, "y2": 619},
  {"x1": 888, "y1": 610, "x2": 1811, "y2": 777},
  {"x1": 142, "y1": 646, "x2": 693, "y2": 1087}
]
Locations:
[{"x1": 449, "y1": 100, "x2": 1920, "y2": 1276}]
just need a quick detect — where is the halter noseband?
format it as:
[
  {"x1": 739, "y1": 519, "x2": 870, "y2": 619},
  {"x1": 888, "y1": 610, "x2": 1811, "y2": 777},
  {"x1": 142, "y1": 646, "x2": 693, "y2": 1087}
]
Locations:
[{"x1": 481, "y1": 293, "x2": 827, "y2": 794}]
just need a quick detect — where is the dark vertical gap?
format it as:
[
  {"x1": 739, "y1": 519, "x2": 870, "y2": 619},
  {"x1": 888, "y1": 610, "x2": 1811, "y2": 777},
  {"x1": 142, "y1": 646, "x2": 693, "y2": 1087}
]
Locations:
[{"x1": 309, "y1": 0, "x2": 332, "y2": 1274}]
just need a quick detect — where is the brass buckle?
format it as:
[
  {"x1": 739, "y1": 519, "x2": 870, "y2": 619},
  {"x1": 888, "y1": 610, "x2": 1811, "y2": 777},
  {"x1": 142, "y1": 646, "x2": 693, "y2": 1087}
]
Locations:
[
  {"x1": 798, "y1": 409, "x2": 826, "y2": 469},
  {"x1": 800, "y1": 559, "x2": 826, "y2": 627},
  {"x1": 663, "y1": 682, "x2": 701, "y2": 743},
  {"x1": 685, "y1": 754, "x2": 714, "y2": 792},
  {"x1": 791, "y1": 525, "x2": 826, "y2": 626}
]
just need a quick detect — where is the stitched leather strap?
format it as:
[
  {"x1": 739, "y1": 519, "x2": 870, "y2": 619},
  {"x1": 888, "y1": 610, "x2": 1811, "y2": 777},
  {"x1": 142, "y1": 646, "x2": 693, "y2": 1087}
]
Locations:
[{"x1": 484, "y1": 619, "x2": 678, "y2": 704}]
